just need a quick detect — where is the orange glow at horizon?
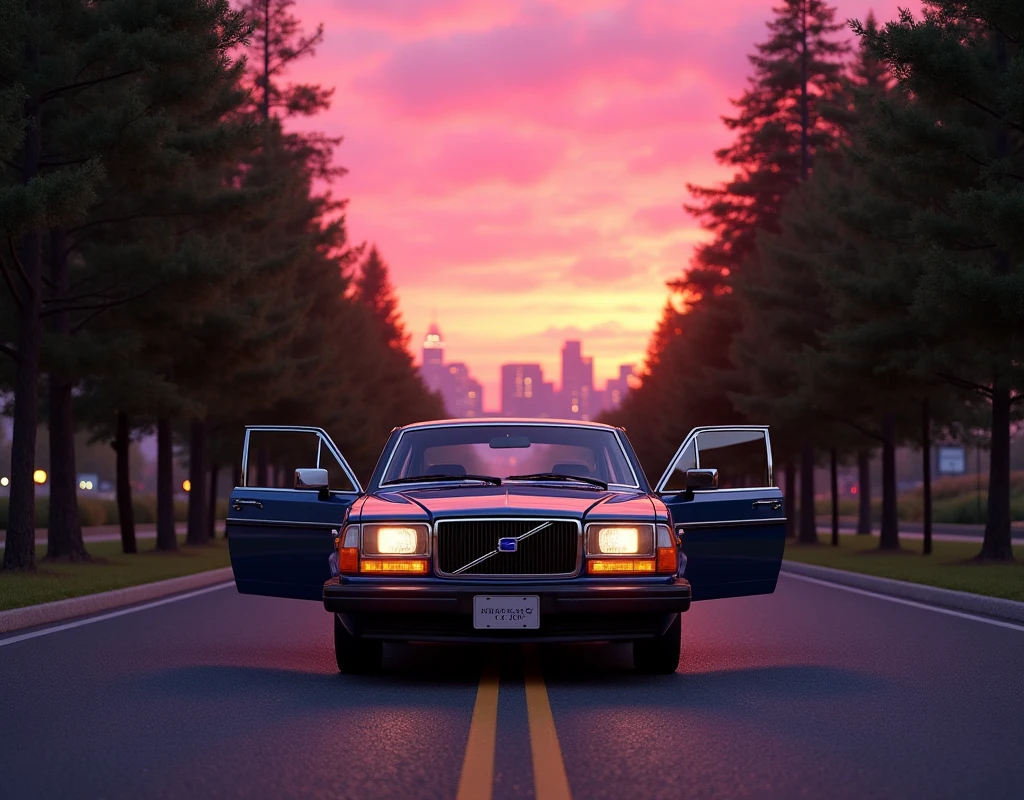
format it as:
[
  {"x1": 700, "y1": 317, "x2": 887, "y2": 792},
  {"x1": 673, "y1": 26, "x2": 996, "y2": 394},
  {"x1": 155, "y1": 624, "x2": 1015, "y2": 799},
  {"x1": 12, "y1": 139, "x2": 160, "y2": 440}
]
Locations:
[{"x1": 288, "y1": 0, "x2": 920, "y2": 409}]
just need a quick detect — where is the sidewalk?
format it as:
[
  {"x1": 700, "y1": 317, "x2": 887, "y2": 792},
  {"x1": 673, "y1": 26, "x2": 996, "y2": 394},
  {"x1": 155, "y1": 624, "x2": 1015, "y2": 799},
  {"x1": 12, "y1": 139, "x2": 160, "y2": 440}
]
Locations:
[{"x1": 816, "y1": 518, "x2": 1024, "y2": 542}]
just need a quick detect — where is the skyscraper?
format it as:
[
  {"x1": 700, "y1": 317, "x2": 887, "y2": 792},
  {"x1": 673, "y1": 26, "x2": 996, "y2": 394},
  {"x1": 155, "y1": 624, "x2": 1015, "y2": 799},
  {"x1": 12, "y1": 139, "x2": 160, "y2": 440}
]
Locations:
[
  {"x1": 417, "y1": 323, "x2": 484, "y2": 418},
  {"x1": 501, "y1": 364, "x2": 555, "y2": 417},
  {"x1": 561, "y1": 340, "x2": 594, "y2": 419}
]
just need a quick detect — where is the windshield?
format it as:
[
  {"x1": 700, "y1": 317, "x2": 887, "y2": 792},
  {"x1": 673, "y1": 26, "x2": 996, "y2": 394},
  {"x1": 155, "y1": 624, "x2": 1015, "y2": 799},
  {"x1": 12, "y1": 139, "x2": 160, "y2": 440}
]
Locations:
[{"x1": 381, "y1": 424, "x2": 638, "y2": 487}]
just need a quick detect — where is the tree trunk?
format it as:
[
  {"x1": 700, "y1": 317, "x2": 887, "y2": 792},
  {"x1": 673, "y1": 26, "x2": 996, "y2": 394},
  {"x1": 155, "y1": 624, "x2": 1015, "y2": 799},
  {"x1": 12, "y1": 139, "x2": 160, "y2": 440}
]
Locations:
[
  {"x1": 3, "y1": 76, "x2": 43, "y2": 573},
  {"x1": 207, "y1": 463, "x2": 219, "y2": 540},
  {"x1": 979, "y1": 377, "x2": 1013, "y2": 561},
  {"x1": 856, "y1": 449, "x2": 872, "y2": 534},
  {"x1": 799, "y1": 0, "x2": 810, "y2": 180},
  {"x1": 879, "y1": 412, "x2": 900, "y2": 550},
  {"x1": 186, "y1": 419, "x2": 207, "y2": 545},
  {"x1": 921, "y1": 398, "x2": 932, "y2": 556},
  {"x1": 784, "y1": 460, "x2": 797, "y2": 539},
  {"x1": 830, "y1": 448, "x2": 839, "y2": 547},
  {"x1": 979, "y1": 35, "x2": 1014, "y2": 562},
  {"x1": 156, "y1": 417, "x2": 177, "y2": 550},
  {"x1": 114, "y1": 411, "x2": 136, "y2": 554},
  {"x1": 46, "y1": 228, "x2": 88, "y2": 562},
  {"x1": 798, "y1": 440, "x2": 817, "y2": 544}
]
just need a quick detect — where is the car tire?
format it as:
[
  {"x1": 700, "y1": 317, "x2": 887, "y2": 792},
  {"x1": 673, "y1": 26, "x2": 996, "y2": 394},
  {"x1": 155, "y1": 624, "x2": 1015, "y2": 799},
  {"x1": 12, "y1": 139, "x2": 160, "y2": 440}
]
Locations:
[
  {"x1": 632, "y1": 613, "x2": 681, "y2": 674},
  {"x1": 334, "y1": 614, "x2": 383, "y2": 674}
]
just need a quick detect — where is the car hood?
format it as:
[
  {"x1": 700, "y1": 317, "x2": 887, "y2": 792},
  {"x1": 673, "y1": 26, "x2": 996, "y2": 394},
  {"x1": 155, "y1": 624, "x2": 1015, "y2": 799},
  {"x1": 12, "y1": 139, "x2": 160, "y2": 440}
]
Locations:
[{"x1": 357, "y1": 484, "x2": 655, "y2": 523}]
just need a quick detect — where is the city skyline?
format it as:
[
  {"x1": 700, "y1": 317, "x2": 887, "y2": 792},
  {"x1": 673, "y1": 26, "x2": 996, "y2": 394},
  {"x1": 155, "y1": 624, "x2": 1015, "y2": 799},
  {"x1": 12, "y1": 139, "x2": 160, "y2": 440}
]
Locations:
[{"x1": 418, "y1": 323, "x2": 634, "y2": 418}]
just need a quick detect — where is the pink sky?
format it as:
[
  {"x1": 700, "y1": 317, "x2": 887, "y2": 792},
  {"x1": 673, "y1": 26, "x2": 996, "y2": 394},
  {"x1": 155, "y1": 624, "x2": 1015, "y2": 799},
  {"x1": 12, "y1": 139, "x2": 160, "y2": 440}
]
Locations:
[{"x1": 288, "y1": 0, "x2": 918, "y2": 411}]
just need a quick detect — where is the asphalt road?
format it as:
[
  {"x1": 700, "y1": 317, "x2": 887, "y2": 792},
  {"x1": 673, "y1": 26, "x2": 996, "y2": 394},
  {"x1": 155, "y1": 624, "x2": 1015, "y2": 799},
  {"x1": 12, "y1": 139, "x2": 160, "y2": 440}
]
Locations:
[{"x1": 1, "y1": 576, "x2": 1022, "y2": 800}]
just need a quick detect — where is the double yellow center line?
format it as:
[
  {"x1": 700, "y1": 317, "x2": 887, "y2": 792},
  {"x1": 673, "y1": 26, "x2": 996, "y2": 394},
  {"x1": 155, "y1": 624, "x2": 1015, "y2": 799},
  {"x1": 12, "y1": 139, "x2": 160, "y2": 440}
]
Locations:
[{"x1": 456, "y1": 645, "x2": 573, "y2": 800}]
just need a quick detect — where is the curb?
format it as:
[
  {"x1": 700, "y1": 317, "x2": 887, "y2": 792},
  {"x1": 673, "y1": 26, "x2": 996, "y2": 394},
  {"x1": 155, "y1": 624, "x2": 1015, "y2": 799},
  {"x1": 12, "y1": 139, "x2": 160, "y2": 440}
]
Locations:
[
  {"x1": 781, "y1": 561, "x2": 1024, "y2": 624},
  {"x1": 0, "y1": 567, "x2": 235, "y2": 634}
]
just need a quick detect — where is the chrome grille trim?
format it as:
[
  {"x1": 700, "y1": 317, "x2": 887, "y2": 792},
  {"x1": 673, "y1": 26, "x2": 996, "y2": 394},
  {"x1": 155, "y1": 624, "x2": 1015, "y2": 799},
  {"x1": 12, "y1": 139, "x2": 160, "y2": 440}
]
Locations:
[{"x1": 434, "y1": 517, "x2": 582, "y2": 579}]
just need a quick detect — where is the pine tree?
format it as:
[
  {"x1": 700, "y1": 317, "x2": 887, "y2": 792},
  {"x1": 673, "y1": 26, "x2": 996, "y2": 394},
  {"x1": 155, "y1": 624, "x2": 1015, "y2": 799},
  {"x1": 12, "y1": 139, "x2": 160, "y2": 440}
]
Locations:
[
  {"x1": 356, "y1": 246, "x2": 411, "y2": 353},
  {"x1": 850, "y1": 2, "x2": 1024, "y2": 560},
  {"x1": 615, "y1": 0, "x2": 849, "y2": 511}
]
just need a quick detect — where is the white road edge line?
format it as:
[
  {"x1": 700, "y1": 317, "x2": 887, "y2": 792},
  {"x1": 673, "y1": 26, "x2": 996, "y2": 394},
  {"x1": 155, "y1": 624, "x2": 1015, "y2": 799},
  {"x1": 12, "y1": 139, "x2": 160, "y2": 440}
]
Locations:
[
  {"x1": 782, "y1": 572, "x2": 1024, "y2": 633},
  {"x1": 0, "y1": 582, "x2": 234, "y2": 648}
]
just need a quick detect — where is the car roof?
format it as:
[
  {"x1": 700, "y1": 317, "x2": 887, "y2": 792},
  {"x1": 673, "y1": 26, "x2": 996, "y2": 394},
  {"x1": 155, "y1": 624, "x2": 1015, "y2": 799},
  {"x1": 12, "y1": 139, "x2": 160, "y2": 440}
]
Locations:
[{"x1": 395, "y1": 417, "x2": 622, "y2": 432}]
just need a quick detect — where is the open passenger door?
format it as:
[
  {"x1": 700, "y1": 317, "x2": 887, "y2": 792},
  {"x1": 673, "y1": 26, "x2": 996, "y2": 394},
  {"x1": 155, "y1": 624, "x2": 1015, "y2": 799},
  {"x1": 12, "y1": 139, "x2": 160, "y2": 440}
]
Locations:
[
  {"x1": 227, "y1": 426, "x2": 362, "y2": 601},
  {"x1": 656, "y1": 426, "x2": 785, "y2": 601}
]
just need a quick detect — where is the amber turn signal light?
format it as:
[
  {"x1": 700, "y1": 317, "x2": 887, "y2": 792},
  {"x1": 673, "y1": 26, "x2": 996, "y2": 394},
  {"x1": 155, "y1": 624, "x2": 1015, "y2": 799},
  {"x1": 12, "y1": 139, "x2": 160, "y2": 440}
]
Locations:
[
  {"x1": 338, "y1": 525, "x2": 360, "y2": 574},
  {"x1": 359, "y1": 559, "x2": 429, "y2": 574},
  {"x1": 587, "y1": 559, "x2": 655, "y2": 574},
  {"x1": 655, "y1": 524, "x2": 678, "y2": 573}
]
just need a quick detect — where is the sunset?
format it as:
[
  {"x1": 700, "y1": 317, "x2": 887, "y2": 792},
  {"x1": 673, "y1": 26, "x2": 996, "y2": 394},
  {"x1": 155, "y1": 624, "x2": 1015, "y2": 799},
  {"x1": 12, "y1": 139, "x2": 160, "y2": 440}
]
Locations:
[
  {"x1": 288, "y1": 0, "x2": 916, "y2": 404},
  {"x1": 3, "y1": 2, "x2": 1023, "y2": 798}
]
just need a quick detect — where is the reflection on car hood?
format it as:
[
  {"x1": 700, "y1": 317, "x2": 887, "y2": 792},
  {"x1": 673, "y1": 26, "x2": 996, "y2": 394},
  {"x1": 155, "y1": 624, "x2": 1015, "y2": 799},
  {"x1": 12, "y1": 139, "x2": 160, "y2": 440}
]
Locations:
[{"x1": 357, "y1": 484, "x2": 655, "y2": 523}]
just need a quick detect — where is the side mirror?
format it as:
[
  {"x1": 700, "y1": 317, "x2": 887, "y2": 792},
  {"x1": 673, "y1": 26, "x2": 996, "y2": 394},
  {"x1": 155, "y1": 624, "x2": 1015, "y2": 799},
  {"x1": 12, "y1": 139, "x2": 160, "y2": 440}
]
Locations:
[
  {"x1": 685, "y1": 468, "x2": 718, "y2": 491},
  {"x1": 295, "y1": 468, "x2": 329, "y2": 491}
]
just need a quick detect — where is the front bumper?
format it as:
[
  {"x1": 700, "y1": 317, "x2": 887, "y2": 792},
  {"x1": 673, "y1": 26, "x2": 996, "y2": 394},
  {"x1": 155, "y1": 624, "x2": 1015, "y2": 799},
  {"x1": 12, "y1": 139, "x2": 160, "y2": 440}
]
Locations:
[{"x1": 323, "y1": 577, "x2": 692, "y2": 643}]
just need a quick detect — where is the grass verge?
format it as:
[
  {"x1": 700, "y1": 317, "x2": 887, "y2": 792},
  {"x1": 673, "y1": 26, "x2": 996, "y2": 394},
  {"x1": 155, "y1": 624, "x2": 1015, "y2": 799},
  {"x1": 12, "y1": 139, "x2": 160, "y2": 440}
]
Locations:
[
  {"x1": 784, "y1": 534, "x2": 1024, "y2": 602},
  {"x1": 0, "y1": 536, "x2": 230, "y2": 612}
]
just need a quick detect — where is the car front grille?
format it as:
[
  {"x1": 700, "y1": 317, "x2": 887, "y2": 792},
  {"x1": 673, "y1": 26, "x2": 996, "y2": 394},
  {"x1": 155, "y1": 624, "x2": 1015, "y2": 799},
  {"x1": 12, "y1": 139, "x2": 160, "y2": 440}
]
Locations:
[{"x1": 435, "y1": 519, "x2": 580, "y2": 577}]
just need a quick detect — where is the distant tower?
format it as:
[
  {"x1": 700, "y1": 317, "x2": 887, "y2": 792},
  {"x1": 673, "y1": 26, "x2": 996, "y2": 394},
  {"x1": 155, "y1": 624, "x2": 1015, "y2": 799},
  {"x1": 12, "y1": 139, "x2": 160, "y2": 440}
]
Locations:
[{"x1": 420, "y1": 323, "x2": 446, "y2": 394}]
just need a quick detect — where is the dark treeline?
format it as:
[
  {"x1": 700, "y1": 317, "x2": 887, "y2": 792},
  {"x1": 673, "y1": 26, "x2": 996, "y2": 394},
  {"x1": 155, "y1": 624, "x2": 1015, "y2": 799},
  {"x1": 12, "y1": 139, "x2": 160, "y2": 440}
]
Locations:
[
  {"x1": 605, "y1": 0, "x2": 1023, "y2": 562},
  {"x1": 0, "y1": 0, "x2": 443, "y2": 571}
]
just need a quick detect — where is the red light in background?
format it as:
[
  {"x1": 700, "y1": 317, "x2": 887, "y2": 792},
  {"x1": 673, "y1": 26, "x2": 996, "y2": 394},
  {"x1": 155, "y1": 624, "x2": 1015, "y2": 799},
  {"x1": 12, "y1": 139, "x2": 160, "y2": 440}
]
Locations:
[{"x1": 850, "y1": 486, "x2": 858, "y2": 495}]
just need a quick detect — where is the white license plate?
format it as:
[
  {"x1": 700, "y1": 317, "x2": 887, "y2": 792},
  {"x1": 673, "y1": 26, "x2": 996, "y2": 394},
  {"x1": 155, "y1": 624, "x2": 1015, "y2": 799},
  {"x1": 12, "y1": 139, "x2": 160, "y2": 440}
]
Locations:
[{"x1": 473, "y1": 595, "x2": 540, "y2": 629}]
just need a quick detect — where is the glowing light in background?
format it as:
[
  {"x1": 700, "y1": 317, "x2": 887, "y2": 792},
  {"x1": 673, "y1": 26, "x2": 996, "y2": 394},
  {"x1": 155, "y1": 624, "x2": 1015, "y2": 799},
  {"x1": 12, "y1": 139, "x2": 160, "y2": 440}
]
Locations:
[
  {"x1": 33, "y1": 470, "x2": 47, "y2": 485},
  {"x1": 182, "y1": 480, "x2": 191, "y2": 493}
]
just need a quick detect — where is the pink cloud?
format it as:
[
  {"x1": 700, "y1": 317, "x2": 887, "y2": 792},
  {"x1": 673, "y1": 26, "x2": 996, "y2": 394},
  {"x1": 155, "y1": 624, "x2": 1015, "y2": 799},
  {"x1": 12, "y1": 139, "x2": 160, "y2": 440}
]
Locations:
[{"x1": 285, "y1": 0, "x2": 922, "y2": 407}]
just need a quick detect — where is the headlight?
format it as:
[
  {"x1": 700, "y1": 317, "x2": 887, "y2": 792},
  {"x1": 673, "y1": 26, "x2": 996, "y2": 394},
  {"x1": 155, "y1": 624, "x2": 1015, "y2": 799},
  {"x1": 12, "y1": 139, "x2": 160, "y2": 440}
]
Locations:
[
  {"x1": 361, "y1": 523, "x2": 429, "y2": 556},
  {"x1": 586, "y1": 523, "x2": 654, "y2": 556}
]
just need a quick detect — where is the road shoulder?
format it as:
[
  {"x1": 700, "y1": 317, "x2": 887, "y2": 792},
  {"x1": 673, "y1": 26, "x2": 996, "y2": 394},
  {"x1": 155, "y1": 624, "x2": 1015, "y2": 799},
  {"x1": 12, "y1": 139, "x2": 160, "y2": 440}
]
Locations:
[
  {"x1": 0, "y1": 567, "x2": 233, "y2": 634},
  {"x1": 782, "y1": 560, "x2": 1024, "y2": 624}
]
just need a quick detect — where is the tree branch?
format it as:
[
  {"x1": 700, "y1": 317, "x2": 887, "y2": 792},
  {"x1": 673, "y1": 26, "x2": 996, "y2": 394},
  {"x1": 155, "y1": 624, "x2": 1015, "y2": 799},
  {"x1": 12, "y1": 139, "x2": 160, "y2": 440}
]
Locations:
[
  {"x1": 39, "y1": 70, "x2": 144, "y2": 104},
  {"x1": 935, "y1": 372, "x2": 993, "y2": 398},
  {"x1": 957, "y1": 94, "x2": 1024, "y2": 135},
  {"x1": 0, "y1": 250, "x2": 24, "y2": 311},
  {"x1": 0, "y1": 342, "x2": 18, "y2": 362},
  {"x1": 59, "y1": 283, "x2": 163, "y2": 330},
  {"x1": 1011, "y1": 393, "x2": 1024, "y2": 406},
  {"x1": 6, "y1": 238, "x2": 35, "y2": 298}
]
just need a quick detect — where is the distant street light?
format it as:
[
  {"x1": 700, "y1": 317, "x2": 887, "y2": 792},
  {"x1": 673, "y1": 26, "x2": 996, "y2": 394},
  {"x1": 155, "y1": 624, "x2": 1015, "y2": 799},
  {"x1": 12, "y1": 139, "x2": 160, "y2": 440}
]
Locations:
[
  {"x1": 0, "y1": 476, "x2": 8, "y2": 487},
  {"x1": 33, "y1": 469, "x2": 47, "y2": 485},
  {"x1": 182, "y1": 479, "x2": 191, "y2": 493}
]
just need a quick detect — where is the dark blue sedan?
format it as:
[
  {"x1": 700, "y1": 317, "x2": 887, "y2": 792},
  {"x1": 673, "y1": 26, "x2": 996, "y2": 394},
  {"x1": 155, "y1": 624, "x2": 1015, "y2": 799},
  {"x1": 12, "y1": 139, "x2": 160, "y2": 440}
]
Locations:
[{"x1": 227, "y1": 419, "x2": 786, "y2": 674}]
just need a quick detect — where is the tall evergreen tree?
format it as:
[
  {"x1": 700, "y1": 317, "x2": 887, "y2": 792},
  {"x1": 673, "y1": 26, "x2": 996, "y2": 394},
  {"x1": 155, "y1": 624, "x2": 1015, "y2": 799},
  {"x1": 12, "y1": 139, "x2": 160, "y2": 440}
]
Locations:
[
  {"x1": 356, "y1": 246, "x2": 411, "y2": 353},
  {"x1": 612, "y1": 0, "x2": 849, "y2": 518},
  {"x1": 851, "y1": 2, "x2": 1024, "y2": 561}
]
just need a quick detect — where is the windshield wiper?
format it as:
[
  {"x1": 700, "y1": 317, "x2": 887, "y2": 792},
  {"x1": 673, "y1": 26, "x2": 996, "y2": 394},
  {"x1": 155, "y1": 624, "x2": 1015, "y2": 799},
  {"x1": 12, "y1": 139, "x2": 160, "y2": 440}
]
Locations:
[
  {"x1": 506, "y1": 472, "x2": 608, "y2": 489},
  {"x1": 382, "y1": 474, "x2": 503, "y2": 486}
]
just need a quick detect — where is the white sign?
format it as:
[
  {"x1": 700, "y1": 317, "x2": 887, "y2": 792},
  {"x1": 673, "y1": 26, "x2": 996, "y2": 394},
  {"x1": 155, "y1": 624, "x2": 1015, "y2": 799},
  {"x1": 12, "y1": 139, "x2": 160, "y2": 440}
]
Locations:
[{"x1": 936, "y1": 446, "x2": 966, "y2": 475}]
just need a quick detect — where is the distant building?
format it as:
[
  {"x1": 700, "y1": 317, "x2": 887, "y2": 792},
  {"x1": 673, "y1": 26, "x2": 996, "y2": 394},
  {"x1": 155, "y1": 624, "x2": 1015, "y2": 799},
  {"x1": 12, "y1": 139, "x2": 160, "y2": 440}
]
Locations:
[
  {"x1": 418, "y1": 324, "x2": 484, "y2": 418},
  {"x1": 498, "y1": 344, "x2": 634, "y2": 419},
  {"x1": 561, "y1": 341, "x2": 595, "y2": 419},
  {"x1": 501, "y1": 364, "x2": 556, "y2": 418},
  {"x1": 601, "y1": 364, "x2": 636, "y2": 413}
]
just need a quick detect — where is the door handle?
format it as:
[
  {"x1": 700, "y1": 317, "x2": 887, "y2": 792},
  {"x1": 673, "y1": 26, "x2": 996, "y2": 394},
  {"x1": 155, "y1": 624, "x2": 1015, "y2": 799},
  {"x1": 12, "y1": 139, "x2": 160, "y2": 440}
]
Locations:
[
  {"x1": 232, "y1": 499, "x2": 263, "y2": 511},
  {"x1": 752, "y1": 499, "x2": 782, "y2": 511}
]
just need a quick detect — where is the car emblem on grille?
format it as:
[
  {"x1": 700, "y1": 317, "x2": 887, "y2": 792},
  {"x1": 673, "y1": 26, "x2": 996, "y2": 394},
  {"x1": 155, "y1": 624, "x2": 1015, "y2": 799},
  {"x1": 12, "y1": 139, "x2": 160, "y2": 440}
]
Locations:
[{"x1": 450, "y1": 521, "x2": 552, "y2": 575}]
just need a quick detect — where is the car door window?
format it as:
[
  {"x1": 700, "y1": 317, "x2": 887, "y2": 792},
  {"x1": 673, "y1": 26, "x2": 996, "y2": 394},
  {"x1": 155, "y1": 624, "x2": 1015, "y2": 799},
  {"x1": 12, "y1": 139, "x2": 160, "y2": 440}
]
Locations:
[
  {"x1": 661, "y1": 440, "x2": 696, "y2": 492},
  {"x1": 244, "y1": 429, "x2": 358, "y2": 492},
  {"x1": 695, "y1": 429, "x2": 770, "y2": 488}
]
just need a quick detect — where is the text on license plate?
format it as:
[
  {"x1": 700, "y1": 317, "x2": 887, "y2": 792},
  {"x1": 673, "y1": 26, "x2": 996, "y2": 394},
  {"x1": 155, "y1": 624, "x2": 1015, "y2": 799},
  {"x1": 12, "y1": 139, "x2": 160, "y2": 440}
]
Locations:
[{"x1": 473, "y1": 595, "x2": 540, "y2": 629}]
